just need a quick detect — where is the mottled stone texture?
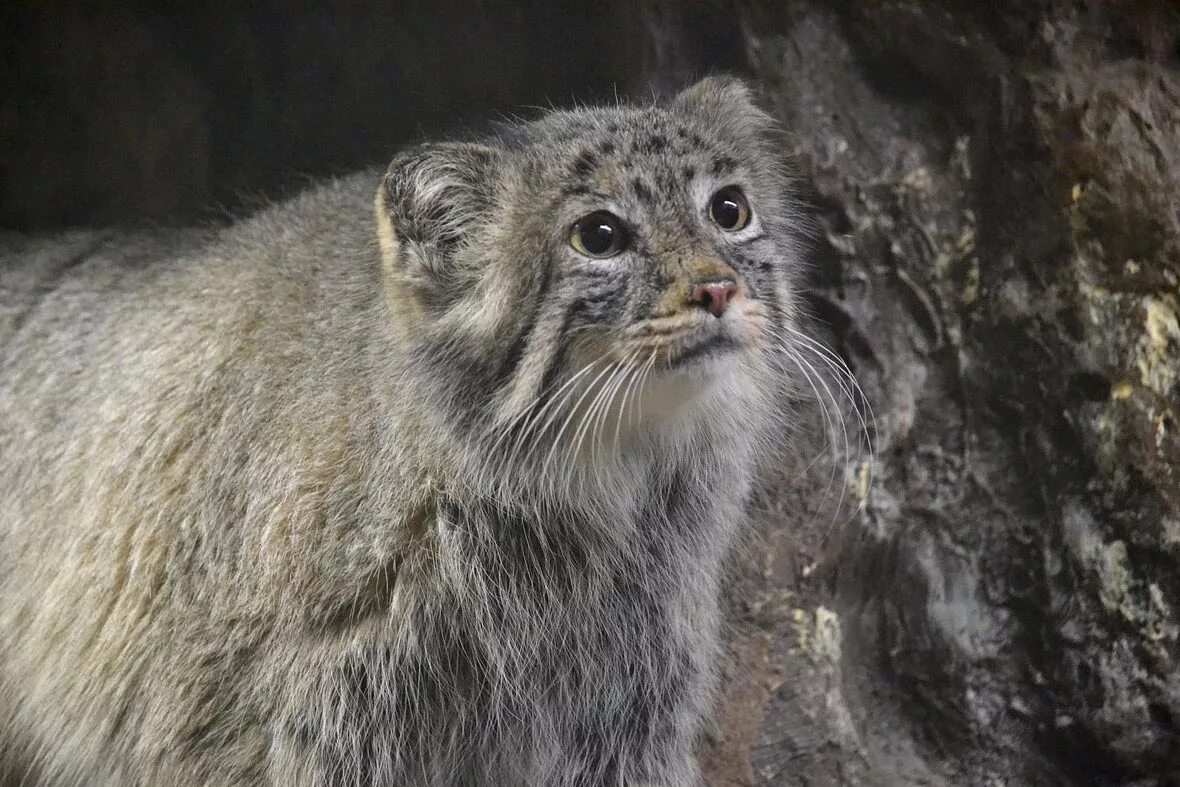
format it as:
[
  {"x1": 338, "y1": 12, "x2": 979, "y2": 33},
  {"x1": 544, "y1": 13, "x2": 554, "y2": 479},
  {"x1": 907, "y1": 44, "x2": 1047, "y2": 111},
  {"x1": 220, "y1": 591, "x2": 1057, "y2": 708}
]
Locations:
[{"x1": 3, "y1": 2, "x2": 1178, "y2": 785}]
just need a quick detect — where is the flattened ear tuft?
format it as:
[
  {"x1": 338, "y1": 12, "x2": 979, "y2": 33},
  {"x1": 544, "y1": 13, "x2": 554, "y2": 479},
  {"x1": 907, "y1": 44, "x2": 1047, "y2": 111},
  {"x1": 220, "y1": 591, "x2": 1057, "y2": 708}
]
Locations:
[
  {"x1": 378, "y1": 142, "x2": 499, "y2": 282},
  {"x1": 675, "y1": 75, "x2": 756, "y2": 112},
  {"x1": 674, "y1": 74, "x2": 775, "y2": 132}
]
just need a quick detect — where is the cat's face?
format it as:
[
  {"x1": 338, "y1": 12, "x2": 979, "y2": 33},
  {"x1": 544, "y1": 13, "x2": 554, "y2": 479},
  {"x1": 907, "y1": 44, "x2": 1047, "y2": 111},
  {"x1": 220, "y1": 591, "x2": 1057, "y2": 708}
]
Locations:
[{"x1": 376, "y1": 76, "x2": 800, "y2": 480}]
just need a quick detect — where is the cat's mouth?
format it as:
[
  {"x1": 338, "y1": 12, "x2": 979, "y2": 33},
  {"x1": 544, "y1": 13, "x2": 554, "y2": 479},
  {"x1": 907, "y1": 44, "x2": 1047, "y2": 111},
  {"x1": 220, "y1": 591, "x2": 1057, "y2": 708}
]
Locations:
[
  {"x1": 663, "y1": 331, "x2": 742, "y2": 367},
  {"x1": 617, "y1": 319, "x2": 747, "y2": 373}
]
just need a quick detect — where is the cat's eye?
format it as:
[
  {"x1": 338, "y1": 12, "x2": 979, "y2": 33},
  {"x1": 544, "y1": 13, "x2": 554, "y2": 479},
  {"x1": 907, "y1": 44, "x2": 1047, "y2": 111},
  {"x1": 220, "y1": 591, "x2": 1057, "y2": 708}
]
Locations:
[
  {"x1": 570, "y1": 211, "x2": 627, "y2": 259},
  {"x1": 708, "y1": 186, "x2": 751, "y2": 232}
]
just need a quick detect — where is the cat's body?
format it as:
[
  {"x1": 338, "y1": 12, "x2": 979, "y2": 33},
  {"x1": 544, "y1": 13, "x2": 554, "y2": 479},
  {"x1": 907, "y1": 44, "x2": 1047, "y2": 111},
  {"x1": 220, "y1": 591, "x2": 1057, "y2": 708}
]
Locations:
[{"x1": 0, "y1": 78, "x2": 801, "y2": 785}]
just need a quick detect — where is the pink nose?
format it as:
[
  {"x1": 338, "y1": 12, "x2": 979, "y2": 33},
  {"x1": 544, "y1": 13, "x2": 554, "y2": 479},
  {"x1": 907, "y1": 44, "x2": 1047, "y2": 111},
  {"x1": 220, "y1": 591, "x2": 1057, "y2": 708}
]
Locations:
[{"x1": 689, "y1": 280, "x2": 737, "y2": 317}]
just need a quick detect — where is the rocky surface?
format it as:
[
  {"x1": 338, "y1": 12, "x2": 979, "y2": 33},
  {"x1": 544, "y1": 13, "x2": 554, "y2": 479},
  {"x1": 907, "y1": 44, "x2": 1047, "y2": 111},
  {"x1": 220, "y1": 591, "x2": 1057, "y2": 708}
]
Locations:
[{"x1": 3, "y1": 2, "x2": 1178, "y2": 785}]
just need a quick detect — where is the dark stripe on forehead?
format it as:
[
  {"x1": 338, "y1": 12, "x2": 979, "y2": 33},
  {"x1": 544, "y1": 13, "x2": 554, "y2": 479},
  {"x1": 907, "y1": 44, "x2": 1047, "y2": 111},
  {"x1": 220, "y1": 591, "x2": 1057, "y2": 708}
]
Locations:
[
  {"x1": 631, "y1": 178, "x2": 654, "y2": 205},
  {"x1": 711, "y1": 156, "x2": 738, "y2": 177},
  {"x1": 638, "y1": 134, "x2": 668, "y2": 154},
  {"x1": 561, "y1": 183, "x2": 593, "y2": 198},
  {"x1": 572, "y1": 150, "x2": 598, "y2": 178},
  {"x1": 558, "y1": 187, "x2": 616, "y2": 204}
]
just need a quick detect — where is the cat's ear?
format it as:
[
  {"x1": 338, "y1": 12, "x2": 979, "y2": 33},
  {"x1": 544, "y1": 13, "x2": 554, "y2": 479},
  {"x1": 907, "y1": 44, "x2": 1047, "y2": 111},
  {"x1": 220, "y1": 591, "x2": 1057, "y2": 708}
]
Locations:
[
  {"x1": 674, "y1": 75, "x2": 774, "y2": 133},
  {"x1": 675, "y1": 75, "x2": 755, "y2": 111},
  {"x1": 377, "y1": 142, "x2": 499, "y2": 285}
]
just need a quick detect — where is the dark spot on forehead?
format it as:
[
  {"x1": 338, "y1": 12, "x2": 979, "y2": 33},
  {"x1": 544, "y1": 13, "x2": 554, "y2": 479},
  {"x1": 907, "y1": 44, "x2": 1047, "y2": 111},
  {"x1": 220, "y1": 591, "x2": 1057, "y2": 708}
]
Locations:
[
  {"x1": 675, "y1": 128, "x2": 689, "y2": 139},
  {"x1": 631, "y1": 177, "x2": 654, "y2": 205},
  {"x1": 598, "y1": 141, "x2": 616, "y2": 156},
  {"x1": 607, "y1": 122, "x2": 620, "y2": 133},
  {"x1": 682, "y1": 165, "x2": 696, "y2": 180},
  {"x1": 642, "y1": 134, "x2": 668, "y2": 154},
  {"x1": 572, "y1": 150, "x2": 598, "y2": 178},
  {"x1": 690, "y1": 133, "x2": 704, "y2": 146},
  {"x1": 711, "y1": 156, "x2": 737, "y2": 177}
]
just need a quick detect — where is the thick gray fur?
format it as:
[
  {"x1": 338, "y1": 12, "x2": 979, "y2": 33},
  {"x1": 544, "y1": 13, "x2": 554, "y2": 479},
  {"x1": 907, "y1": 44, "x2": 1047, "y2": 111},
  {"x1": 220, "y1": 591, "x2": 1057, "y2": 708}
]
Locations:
[{"x1": 0, "y1": 76, "x2": 805, "y2": 785}]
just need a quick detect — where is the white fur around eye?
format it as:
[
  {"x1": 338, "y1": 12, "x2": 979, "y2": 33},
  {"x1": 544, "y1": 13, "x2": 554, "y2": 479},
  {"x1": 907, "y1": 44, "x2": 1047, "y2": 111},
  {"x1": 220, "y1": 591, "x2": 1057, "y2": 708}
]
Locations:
[{"x1": 694, "y1": 179, "x2": 761, "y2": 240}]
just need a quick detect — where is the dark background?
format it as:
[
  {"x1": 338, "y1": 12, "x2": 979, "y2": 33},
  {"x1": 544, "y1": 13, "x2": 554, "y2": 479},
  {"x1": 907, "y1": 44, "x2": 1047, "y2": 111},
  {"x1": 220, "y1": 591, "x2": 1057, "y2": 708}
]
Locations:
[
  {"x1": 4, "y1": 2, "x2": 1180, "y2": 786},
  {"x1": 0, "y1": 2, "x2": 654, "y2": 230}
]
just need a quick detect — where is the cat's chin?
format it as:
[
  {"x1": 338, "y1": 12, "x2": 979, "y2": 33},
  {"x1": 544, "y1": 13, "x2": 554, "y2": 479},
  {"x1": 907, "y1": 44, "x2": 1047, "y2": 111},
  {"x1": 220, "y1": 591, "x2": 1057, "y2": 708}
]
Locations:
[{"x1": 637, "y1": 351, "x2": 743, "y2": 416}]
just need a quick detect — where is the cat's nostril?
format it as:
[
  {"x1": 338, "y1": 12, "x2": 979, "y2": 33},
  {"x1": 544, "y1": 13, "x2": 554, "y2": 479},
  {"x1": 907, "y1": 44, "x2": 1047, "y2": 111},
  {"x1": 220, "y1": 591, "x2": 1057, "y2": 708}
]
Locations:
[{"x1": 689, "y1": 280, "x2": 736, "y2": 317}]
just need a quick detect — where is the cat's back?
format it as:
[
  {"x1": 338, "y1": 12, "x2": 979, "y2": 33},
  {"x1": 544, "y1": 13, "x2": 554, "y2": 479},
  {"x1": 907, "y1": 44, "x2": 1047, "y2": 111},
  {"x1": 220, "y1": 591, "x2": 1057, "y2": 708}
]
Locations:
[
  {"x1": 1, "y1": 171, "x2": 381, "y2": 353},
  {"x1": 0, "y1": 171, "x2": 386, "y2": 565},
  {"x1": 1, "y1": 172, "x2": 383, "y2": 411},
  {"x1": 0, "y1": 229, "x2": 196, "y2": 350},
  {"x1": 0, "y1": 172, "x2": 391, "y2": 785}
]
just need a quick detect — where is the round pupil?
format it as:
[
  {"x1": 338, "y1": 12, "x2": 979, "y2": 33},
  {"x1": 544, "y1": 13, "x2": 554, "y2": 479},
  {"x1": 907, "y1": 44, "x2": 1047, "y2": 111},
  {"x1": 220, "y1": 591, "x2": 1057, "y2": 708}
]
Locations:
[
  {"x1": 579, "y1": 219, "x2": 616, "y2": 255},
  {"x1": 713, "y1": 193, "x2": 742, "y2": 228}
]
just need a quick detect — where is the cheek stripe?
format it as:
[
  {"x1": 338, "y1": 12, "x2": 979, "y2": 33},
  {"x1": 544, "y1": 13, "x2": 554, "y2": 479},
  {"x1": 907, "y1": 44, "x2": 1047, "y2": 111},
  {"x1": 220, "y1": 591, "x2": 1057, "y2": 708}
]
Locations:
[
  {"x1": 529, "y1": 300, "x2": 589, "y2": 408},
  {"x1": 494, "y1": 258, "x2": 555, "y2": 383}
]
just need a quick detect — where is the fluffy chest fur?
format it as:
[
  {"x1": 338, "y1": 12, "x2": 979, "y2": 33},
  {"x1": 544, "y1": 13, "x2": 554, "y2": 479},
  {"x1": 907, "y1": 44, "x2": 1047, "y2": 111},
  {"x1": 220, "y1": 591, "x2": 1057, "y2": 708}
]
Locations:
[{"x1": 288, "y1": 460, "x2": 747, "y2": 786}]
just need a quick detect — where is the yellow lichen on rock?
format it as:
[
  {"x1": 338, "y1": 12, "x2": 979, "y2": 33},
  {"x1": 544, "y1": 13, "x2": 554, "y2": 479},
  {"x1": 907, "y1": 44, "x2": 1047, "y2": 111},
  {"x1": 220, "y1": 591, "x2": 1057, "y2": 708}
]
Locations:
[
  {"x1": 1111, "y1": 380, "x2": 1134, "y2": 400},
  {"x1": 1138, "y1": 296, "x2": 1179, "y2": 395}
]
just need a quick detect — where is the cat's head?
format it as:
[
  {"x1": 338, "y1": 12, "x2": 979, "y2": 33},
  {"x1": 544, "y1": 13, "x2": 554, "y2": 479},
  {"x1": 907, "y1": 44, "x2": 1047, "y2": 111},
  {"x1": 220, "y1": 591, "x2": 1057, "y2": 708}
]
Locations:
[{"x1": 375, "y1": 76, "x2": 803, "y2": 497}]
